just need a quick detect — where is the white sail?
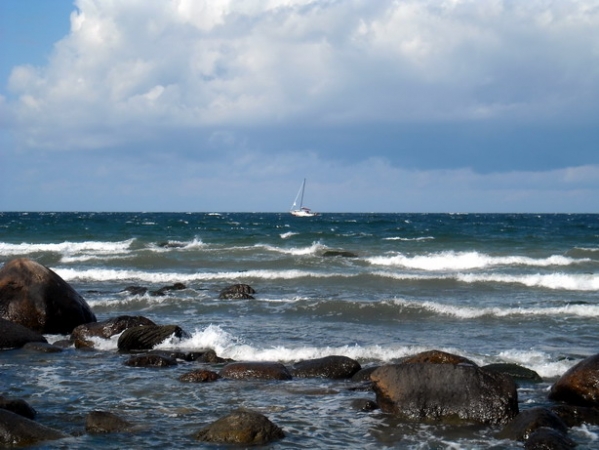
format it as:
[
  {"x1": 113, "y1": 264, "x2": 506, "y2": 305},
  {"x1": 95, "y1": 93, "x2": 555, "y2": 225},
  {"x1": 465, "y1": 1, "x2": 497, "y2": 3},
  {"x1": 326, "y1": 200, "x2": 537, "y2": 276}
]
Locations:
[{"x1": 290, "y1": 179, "x2": 318, "y2": 217}]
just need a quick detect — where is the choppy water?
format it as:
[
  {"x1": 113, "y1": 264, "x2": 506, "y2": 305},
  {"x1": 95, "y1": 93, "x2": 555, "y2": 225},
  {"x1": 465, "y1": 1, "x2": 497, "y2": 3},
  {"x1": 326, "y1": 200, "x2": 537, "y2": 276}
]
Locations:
[{"x1": 1, "y1": 212, "x2": 599, "y2": 448}]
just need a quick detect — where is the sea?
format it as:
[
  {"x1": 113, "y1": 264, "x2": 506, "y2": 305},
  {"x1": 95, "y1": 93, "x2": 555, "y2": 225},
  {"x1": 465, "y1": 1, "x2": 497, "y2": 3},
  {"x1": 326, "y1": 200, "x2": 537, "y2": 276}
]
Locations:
[{"x1": 1, "y1": 212, "x2": 599, "y2": 449}]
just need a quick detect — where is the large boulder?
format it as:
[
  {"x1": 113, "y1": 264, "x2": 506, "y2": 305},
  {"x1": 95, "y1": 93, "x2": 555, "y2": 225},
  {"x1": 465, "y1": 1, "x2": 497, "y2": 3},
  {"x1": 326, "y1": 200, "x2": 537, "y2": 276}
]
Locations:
[
  {"x1": 549, "y1": 353, "x2": 599, "y2": 406},
  {"x1": 219, "y1": 362, "x2": 292, "y2": 380},
  {"x1": 0, "y1": 317, "x2": 47, "y2": 349},
  {"x1": 0, "y1": 409, "x2": 67, "y2": 446},
  {"x1": 72, "y1": 315, "x2": 156, "y2": 348},
  {"x1": 498, "y1": 407, "x2": 569, "y2": 441},
  {"x1": 0, "y1": 258, "x2": 96, "y2": 334},
  {"x1": 371, "y1": 363, "x2": 518, "y2": 425},
  {"x1": 194, "y1": 409, "x2": 284, "y2": 445},
  {"x1": 290, "y1": 355, "x2": 361, "y2": 379},
  {"x1": 117, "y1": 325, "x2": 190, "y2": 352}
]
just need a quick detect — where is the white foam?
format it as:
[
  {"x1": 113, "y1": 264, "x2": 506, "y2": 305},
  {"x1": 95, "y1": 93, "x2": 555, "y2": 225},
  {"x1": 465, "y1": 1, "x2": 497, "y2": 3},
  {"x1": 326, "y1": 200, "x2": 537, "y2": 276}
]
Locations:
[
  {"x1": 458, "y1": 272, "x2": 599, "y2": 291},
  {"x1": 367, "y1": 251, "x2": 585, "y2": 271},
  {"x1": 0, "y1": 239, "x2": 134, "y2": 257},
  {"x1": 280, "y1": 232, "x2": 298, "y2": 239}
]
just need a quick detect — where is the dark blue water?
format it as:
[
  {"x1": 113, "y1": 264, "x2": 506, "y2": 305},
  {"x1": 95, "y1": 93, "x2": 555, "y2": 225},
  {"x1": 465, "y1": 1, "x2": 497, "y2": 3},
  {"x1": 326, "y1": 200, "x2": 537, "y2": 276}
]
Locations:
[{"x1": 1, "y1": 212, "x2": 599, "y2": 448}]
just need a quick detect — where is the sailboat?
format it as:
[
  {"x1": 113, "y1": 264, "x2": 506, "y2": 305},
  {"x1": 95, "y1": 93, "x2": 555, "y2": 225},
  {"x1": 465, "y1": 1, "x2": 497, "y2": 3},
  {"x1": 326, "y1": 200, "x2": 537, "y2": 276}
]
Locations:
[{"x1": 290, "y1": 178, "x2": 318, "y2": 217}]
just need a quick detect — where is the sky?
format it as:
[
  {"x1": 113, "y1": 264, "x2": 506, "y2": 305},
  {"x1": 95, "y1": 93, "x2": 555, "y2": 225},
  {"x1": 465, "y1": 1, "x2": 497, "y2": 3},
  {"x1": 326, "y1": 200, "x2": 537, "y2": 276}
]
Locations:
[{"x1": 1, "y1": 0, "x2": 599, "y2": 213}]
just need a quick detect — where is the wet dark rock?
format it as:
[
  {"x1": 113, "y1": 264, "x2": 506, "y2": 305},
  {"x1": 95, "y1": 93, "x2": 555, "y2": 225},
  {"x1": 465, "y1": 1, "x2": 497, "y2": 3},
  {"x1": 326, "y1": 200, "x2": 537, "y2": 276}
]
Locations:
[
  {"x1": 123, "y1": 353, "x2": 178, "y2": 367},
  {"x1": 351, "y1": 366, "x2": 379, "y2": 382},
  {"x1": 550, "y1": 404, "x2": 599, "y2": 427},
  {"x1": 85, "y1": 410, "x2": 134, "y2": 434},
  {"x1": 290, "y1": 355, "x2": 361, "y2": 379},
  {"x1": 371, "y1": 363, "x2": 519, "y2": 425},
  {"x1": 482, "y1": 363, "x2": 543, "y2": 383},
  {"x1": 160, "y1": 348, "x2": 228, "y2": 363},
  {"x1": 218, "y1": 284, "x2": 256, "y2": 300},
  {"x1": 150, "y1": 283, "x2": 186, "y2": 296},
  {"x1": 0, "y1": 396, "x2": 36, "y2": 420},
  {"x1": 0, "y1": 258, "x2": 96, "y2": 334},
  {"x1": 0, "y1": 409, "x2": 68, "y2": 446},
  {"x1": 21, "y1": 341, "x2": 63, "y2": 353},
  {"x1": 117, "y1": 324, "x2": 190, "y2": 352},
  {"x1": 179, "y1": 369, "x2": 221, "y2": 383},
  {"x1": 194, "y1": 409, "x2": 284, "y2": 445},
  {"x1": 524, "y1": 427, "x2": 576, "y2": 450},
  {"x1": 121, "y1": 285, "x2": 148, "y2": 296},
  {"x1": 158, "y1": 242, "x2": 186, "y2": 248},
  {"x1": 72, "y1": 315, "x2": 156, "y2": 348},
  {"x1": 549, "y1": 353, "x2": 599, "y2": 406},
  {"x1": 351, "y1": 399, "x2": 379, "y2": 412},
  {"x1": 400, "y1": 349, "x2": 477, "y2": 366},
  {"x1": 322, "y1": 250, "x2": 358, "y2": 258},
  {"x1": 220, "y1": 362, "x2": 292, "y2": 380},
  {"x1": 498, "y1": 407, "x2": 568, "y2": 441},
  {"x1": 0, "y1": 317, "x2": 47, "y2": 349}
]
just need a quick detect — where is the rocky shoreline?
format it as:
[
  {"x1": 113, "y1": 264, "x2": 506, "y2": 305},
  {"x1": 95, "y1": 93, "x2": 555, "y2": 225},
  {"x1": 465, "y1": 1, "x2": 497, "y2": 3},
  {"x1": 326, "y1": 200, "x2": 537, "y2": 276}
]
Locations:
[{"x1": 2, "y1": 258, "x2": 599, "y2": 448}]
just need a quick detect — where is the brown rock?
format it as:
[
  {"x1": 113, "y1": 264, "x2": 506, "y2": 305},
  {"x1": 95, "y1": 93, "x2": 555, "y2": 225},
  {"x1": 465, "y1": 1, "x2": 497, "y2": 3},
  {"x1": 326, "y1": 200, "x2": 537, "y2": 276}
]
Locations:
[
  {"x1": 179, "y1": 369, "x2": 221, "y2": 383},
  {"x1": 218, "y1": 284, "x2": 255, "y2": 300},
  {"x1": 371, "y1": 363, "x2": 518, "y2": 425},
  {"x1": 194, "y1": 409, "x2": 284, "y2": 445},
  {"x1": 401, "y1": 349, "x2": 477, "y2": 366},
  {"x1": 549, "y1": 353, "x2": 599, "y2": 406},
  {"x1": 124, "y1": 353, "x2": 178, "y2": 367},
  {"x1": 220, "y1": 362, "x2": 292, "y2": 380},
  {"x1": 290, "y1": 355, "x2": 361, "y2": 379},
  {"x1": 72, "y1": 315, "x2": 156, "y2": 348},
  {"x1": 0, "y1": 258, "x2": 96, "y2": 334}
]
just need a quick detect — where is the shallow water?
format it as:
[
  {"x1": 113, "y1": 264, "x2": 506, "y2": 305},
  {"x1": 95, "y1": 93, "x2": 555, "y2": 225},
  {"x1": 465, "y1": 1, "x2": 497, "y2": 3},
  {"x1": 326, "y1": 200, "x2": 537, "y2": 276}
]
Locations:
[{"x1": 1, "y1": 212, "x2": 599, "y2": 448}]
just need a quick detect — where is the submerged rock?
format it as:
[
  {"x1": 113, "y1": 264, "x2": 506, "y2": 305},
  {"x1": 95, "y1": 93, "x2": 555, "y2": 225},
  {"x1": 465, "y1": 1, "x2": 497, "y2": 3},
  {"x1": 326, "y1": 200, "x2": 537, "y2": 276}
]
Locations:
[
  {"x1": 219, "y1": 362, "x2": 292, "y2": 380},
  {"x1": 0, "y1": 258, "x2": 96, "y2": 334},
  {"x1": 0, "y1": 409, "x2": 68, "y2": 446},
  {"x1": 124, "y1": 353, "x2": 178, "y2": 367},
  {"x1": 371, "y1": 363, "x2": 519, "y2": 425},
  {"x1": 218, "y1": 284, "x2": 256, "y2": 300},
  {"x1": 194, "y1": 409, "x2": 284, "y2": 445},
  {"x1": 179, "y1": 369, "x2": 221, "y2": 383},
  {"x1": 85, "y1": 410, "x2": 135, "y2": 434},
  {"x1": 400, "y1": 349, "x2": 477, "y2": 366},
  {"x1": 0, "y1": 395, "x2": 36, "y2": 420},
  {"x1": 482, "y1": 363, "x2": 543, "y2": 384},
  {"x1": 524, "y1": 427, "x2": 576, "y2": 450},
  {"x1": 498, "y1": 407, "x2": 568, "y2": 441}
]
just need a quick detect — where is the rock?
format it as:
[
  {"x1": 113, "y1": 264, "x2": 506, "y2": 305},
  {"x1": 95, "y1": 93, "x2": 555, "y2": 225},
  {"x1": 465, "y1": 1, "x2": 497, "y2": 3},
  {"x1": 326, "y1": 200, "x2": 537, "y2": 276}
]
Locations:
[
  {"x1": 0, "y1": 317, "x2": 47, "y2": 349},
  {"x1": 85, "y1": 410, "x2": 134, "y2": 434},
  {"x1": 123, "y1": 353, "x2": 178, "y2": 368},
  {"x1": 371, "y1": 363, "x2": 519, "y2": 425},
  {"x1": 400, "y1": 349, "x2": 477, "y2": 366},
  {"x1": 151, "y1": 283, "x2": 186, "y2": 296},
  {"x1": 0, "y1": 396, "x2": 36, "y2": 420},
  {"x1": 21, "y1": 341, "x2": 63, "y2": 353},
  {"x1": 194, "y1": 409, "x2": 284, "y2": 445},
  {"x1": 482, "y1": 363, "x2": 543, "y2": 383},
  {"x1": 351, "y1": 366, "x2": 379, "y2": 382},
  {"x1": 121, "y1": 285, "x2": 148, "y2": 296},
  {"x1": 550, "y1": 404, "x2": 599, "y2": 427},
  {"x1": 549, "y1": 353, "x2": 599, "y2": 406},
  {"x1": 524, "y1": 427, "x2": 576, "y2": 450},
  {"x1": 290, "y1": 355, "x2": 361, "y2": 379},
  {"x1": 72, "y1": 315, "x2": 156, "y2": 348},
  {"x1": 0, "y1": 409, "x2": 68, "y2": 446},
  {"x1": 179, "y1": 369, "x2": 221, "y2": 383},
  {"x1": 0, "y1": 258, "x2": 96, "y2": 334},
  {"x1": 218, "y1": 284, "x2": 255, "y2": 300},
  {"x1": 497, "y1": 407, "x2": 568, "y2": 441},
  {"x1": 117, "y1": 325, "x2": 190, "y2": 352},
  {"x1": 219, "y1": 362, "x2": 292, "y2": 380},
  {"x1": 350, "y1": 399, "x2": 379, "y2": 412}
]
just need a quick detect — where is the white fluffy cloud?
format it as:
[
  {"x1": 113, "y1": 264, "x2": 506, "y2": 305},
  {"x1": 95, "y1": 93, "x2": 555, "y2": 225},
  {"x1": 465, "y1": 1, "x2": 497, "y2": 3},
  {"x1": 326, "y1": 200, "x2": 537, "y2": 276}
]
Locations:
[{"x1": 7, "y1": 0, "x2": 599, "y2": 150}]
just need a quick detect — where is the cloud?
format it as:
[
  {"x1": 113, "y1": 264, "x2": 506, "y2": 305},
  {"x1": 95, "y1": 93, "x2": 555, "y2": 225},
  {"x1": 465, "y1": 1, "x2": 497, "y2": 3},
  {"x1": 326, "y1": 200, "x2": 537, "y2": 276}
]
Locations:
[{"x1": 6, "y1": 0, "x2": 599, "y2": 152}]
